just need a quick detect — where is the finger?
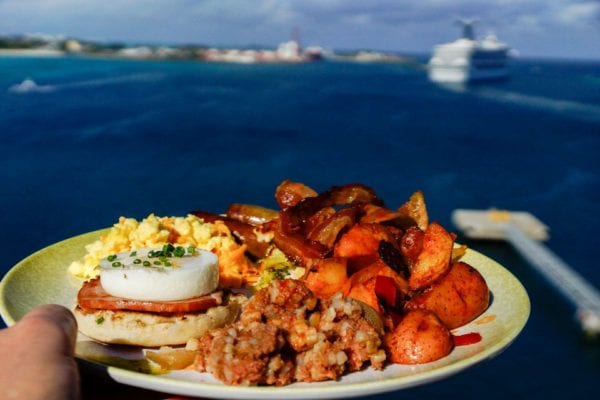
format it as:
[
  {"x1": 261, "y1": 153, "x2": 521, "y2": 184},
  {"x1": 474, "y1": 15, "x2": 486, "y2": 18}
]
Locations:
[{"x1": 18, "y1": 304, "x2": 78, "y2": 355}]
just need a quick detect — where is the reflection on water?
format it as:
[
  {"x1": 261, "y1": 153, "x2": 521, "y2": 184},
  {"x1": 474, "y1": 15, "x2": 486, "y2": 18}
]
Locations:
[
  {"x1": 431, "y1": 79, "x2": 600, "y2": 124},
  {"x1": 432, "y1": 81, "x2": 469, "y2": 93}
]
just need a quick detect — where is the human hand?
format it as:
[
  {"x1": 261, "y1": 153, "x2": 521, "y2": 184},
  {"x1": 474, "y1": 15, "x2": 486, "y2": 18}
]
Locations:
[{"x1": 0, "y1": 304, "x2": 80, "y2": 400}]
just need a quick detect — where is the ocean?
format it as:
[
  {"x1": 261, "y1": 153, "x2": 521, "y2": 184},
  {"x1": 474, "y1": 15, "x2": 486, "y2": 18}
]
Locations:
[{"x1": 0, "y1": 55, "x2": 599, "y2": 398}]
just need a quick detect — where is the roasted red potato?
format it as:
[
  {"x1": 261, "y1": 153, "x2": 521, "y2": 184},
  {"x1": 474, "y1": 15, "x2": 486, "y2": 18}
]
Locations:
[
  {"x1": 408, "y1": 222, "x2": 453, "y2": 290},
  {"x1": 384, "y1": 309, "x2": 453, "y2": 364},
  {"x1": 406, "y1": 261, "x2": 489, "y2": 329},
  {"x1": 400, "y1": 226, "x2": 424, "y2": 266}
]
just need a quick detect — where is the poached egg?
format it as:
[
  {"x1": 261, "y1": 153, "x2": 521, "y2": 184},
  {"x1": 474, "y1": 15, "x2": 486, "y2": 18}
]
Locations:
[{"x1": 99, "y1": 246, "x2": 219, "y2": 301}]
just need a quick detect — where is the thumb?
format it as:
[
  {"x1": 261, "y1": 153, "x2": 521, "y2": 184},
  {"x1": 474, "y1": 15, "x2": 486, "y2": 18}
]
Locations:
[{"x1": 18, "y1": 304, "x2": 78, "y2": 356}]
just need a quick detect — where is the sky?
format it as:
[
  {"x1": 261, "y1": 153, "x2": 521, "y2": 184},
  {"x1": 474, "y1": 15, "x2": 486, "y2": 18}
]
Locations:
[{"x1": 0, "y1": 0, "x2": 599, "y2": 60}]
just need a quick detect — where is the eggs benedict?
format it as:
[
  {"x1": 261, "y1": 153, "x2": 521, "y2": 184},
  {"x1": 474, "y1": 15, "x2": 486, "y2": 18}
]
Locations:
[{"x1": 74, "y1": 244, "x2": 244, "y2": 347}]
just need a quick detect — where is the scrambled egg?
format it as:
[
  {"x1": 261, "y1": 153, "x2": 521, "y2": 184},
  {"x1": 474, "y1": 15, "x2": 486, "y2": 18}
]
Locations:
[{"x1": 69, "y1": 214, "x2": 257, "y2": 287}]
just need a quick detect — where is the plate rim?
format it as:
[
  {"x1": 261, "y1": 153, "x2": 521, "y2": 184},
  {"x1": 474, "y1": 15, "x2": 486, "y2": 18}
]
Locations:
[
  {"x1": 0, "y1": 228, "x2": 107, "y2": 326},
  {"x1": 0, "y1": 229, "x2": 530, "y2": 399}
]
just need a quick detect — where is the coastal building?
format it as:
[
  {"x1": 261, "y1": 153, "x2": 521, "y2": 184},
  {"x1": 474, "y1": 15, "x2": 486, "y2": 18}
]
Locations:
[
  {"x1": 199, "y1": 39, "x2": 320, "y2": 64},
  {"x1": 65, "y1": 39, "x2": 83, "y2": 53},
  {"x1": 117, "y1": 46, "x2": 153, "y2": 58},
  {"x1": 276, "y1": 40, "x2": 302, "y2": 62}
]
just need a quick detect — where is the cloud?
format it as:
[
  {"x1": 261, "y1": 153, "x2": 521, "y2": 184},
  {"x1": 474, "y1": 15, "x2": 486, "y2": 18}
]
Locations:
[
  {"x1": 512, "y1": 15, "x2": 544, "y2": 33},
  {"x1": 556, "y1": 1, "x2": 600, "y2": 25},
  {"x1": 1, "y1": 0, "x2": 597, "y2": 31}
]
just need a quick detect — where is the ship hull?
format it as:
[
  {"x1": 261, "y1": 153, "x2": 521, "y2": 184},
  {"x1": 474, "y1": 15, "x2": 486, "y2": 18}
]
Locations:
[{"x1": 428, "y1": 64, "x2": 507, "y2": 83}]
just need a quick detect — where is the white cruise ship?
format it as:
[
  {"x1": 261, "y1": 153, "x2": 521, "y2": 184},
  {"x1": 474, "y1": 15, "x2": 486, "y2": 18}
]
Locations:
[{"x1": 428, "y1": 20, "x2": 509, "y2": 83}]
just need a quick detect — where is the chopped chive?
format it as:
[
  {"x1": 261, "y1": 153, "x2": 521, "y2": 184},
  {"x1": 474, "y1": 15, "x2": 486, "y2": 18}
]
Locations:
[
  {"x1": 187, "y1": 246, "x2": 195, "y2": 254},
  {"x1": 164, "y1": 261, "x2": 172, "y2": 267},
  {"x1": 133, "y1": 259, "x2": 142, "y2": 264},
  {"x1": 112, "y1": 261, "x2": 122, "y2": 268},
  {"x1": 143, "y1": 261, "x2": 151, "y2": 267},
  {"x1": 174, "y1": 246, "x2": 185, "y2": 257},
  {"x1": 153, "y1": 260, "x2": 162, "y2": 266},
  {"x1": 162, "y1": 244, "x2": 175, "y2": 254},
  {"x1": 107, "y1": 254, "x2": 117, "y2": 262},
  {"x1": 96, "y1": 316, "x2": 105, "y2": 325}
]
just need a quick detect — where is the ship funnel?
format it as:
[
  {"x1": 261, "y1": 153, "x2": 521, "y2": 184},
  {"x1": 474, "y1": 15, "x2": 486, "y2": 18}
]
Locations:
[{"x1": 455, "y1": 19, "x2": 479, "y2": 40}]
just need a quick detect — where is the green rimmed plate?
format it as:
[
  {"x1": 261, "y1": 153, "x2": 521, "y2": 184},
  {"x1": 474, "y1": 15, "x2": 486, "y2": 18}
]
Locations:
[{"x1": 0, "y1": 230, "x2": 530, "y2": 399}]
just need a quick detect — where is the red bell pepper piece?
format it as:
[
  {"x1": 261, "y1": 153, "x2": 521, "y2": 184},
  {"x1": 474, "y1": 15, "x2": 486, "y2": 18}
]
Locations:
[{"x1": 375, "y1": 275, "x2": 397, "y2": 307}]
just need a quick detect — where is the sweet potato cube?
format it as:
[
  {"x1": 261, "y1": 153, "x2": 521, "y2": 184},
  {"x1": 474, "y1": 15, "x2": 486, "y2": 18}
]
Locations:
[{"x1": 304, "y1": 258, "x2": 349, "y2": 298}]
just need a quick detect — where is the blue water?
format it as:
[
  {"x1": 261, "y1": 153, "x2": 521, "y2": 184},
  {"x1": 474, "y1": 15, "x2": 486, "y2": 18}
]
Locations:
[{"x1": 1, "y1": 56, "x2": 599, "y2": 398}]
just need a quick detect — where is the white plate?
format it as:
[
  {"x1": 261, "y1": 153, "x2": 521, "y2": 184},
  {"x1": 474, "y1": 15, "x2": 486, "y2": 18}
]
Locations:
[{"x1": 0, "y1": 229, "x2": 530, "y2": 399}]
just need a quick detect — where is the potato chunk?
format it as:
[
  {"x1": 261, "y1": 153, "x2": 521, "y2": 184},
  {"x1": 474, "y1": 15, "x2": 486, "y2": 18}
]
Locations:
[
  {"x1": 406, "y1": 262, "x2": 489, "y2": 329},
  {"x1": 384, "y1": 309, "x2": 453, "y2": 364},
  {"x1": 408, "y1": 222, "x2": 453, "y2": 290},
  {"x1": 397, "y1": 190, "x2": 428, "y2": 231}
]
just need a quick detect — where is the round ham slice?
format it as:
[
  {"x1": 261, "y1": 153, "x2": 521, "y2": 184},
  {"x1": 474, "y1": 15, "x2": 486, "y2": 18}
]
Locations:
[{"x1": 77, "y1": 278, "x2": 223, "y2": 314}]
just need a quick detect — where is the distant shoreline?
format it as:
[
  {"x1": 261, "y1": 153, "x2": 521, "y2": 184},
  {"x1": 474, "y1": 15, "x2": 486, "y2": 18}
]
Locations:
[
  {"x1": 0, "y1": 48, "x2": 65, "y2": 57},
  {"x1": 0, "y1": 35, "x2": 422, "y2": 65}
]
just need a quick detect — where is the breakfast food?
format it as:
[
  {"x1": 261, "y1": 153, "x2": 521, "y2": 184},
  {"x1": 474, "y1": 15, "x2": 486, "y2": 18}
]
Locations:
[
  {"x1": 74, "y1": 300, "x2": 242, "y2": 347},
  {"x1": 191, "y1": 180, "x2": 489, "y2": 369},
  {"x1": 70, "y1": 180, "x2": 491, "y2": 385},
  {"x1": 406, "y1": 261, "x2": 490, "y2": 329},
  {"x1": 98, "y1": 248, "x2": 218, "y2": 301},
  {"x1": 193, "y1": 279, "x2": 385, "y2": 385},
  {"x1": 74, "y1": 245, "x2": 245, "y2": 347},
  {"x1": 68, "y1": 214, "x2": 258, "y2": 287}
]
